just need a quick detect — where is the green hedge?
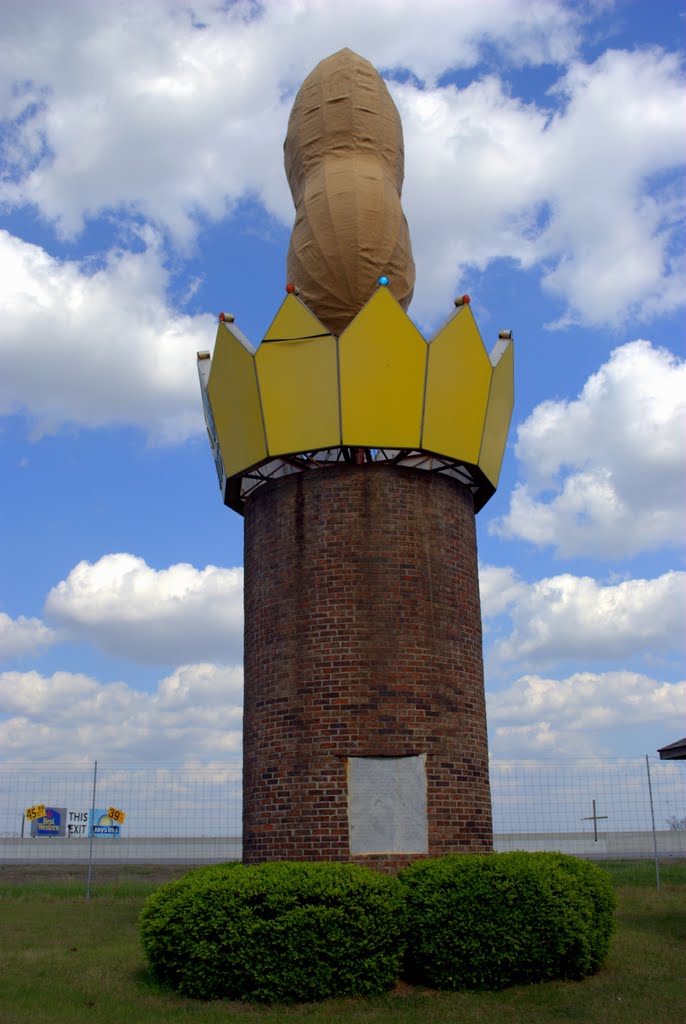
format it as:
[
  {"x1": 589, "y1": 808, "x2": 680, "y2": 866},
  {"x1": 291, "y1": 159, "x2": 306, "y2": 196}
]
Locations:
[
  {"x1": 139, "y1": 860, "x2": 406, "y2": 1002},
  {"x1": 399, "y1": 851, "x2": 617, "y2": 990},
  {"x1": 140, "y1": 853, "x2": 616, "y2": 1002}
]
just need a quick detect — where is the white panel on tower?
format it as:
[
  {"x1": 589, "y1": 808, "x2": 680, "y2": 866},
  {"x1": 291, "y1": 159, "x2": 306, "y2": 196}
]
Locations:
[{"x1": 348, "y1": 754, "x2": 428, "y2": 855}]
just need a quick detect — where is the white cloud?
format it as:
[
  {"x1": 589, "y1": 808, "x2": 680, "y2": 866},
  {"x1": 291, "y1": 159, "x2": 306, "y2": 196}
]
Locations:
[
  {"x1": 490, "y1": 670, "x2": 685, "y2": 729},
  {"x1": 479, "y1": 565, "x2": 525, "y2": 619},
  {"x1": 0, "y1": 3, "x2": 682, "y2": 334},
  {"x1": 480, "y1": 565, "x2": 685, "y2": 666},
  {"x1": 0, "y1": 3, "x2": 288, "y2": 240},
  {"x1": 0, "y1": 662, "x2": 243, "y2": 762},
  {"x1": 2, "y1": 660, "x2": 678, "y2": 766},
  {"x1": 45, "y1": 554, "x2": 243, "y2": 665},
  {"x1": 488, "y1": 670, "x2": 685, "y2": 758},
  {"x1": 492, "y1": 340, "x2": 686, "y2": 557},
  {"x1": 0, "y1": 230, "x2": 214, "y2": 440},
  {"x1": 489, "y1": 719, "x2": 580, "y2": 758},
  {"x1": 0, "y1": 612, "x2": 57, "y2": 659},
  {"x1": 400, "y1": 47, "x2": 685, "y2": 326},
  {"x1": 536, "y1": 47, "x2": 686, "y2": 326},
  {"x1": 0, "y1": 0, "x2": 582, "y2": 240},
  {"x1": 397, "y1": 76, "x2": 551, "y2": 320}
]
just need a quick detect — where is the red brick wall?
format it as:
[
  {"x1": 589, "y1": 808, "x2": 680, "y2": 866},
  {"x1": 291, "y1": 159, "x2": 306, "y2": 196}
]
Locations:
[{"x1": 242, "y1": 464, "x2": 492, "y2": 867}]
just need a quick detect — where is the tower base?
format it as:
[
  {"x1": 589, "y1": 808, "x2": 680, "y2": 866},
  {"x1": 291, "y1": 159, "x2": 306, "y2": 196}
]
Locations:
[{"x1": 242, "y1": 464, "x2": 492, "y2": 869}]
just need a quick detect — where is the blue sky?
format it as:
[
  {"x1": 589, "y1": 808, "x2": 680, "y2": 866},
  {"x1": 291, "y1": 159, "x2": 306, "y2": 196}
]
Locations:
[{"x1": 0, "y1": 0, "x2": 684, "y2": 769}]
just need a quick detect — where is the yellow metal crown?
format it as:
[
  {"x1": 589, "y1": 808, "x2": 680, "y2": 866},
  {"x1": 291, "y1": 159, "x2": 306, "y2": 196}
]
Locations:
[{"x1": 197, "y1": 286, "x2": 513, "y2": 515}]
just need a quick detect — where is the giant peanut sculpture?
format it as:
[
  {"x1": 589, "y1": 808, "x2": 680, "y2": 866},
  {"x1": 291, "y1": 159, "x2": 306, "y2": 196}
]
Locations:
[{"x1": 284, "y1": 48, "x2": 415, "y2": 335}]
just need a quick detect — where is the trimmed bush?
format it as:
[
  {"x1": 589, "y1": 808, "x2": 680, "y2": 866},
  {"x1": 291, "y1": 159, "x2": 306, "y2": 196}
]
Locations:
[
  {"x1": 139, "y1": 860, "x2": 406, "y2": 1003},
  {"x1": 399, "y1": 851, "x2": 617, "y2": 990}
]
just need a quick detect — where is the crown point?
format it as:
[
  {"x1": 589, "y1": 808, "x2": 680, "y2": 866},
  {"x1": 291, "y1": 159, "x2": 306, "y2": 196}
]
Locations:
[
  {"x1": 454, "y1": 294, "x2": 470, "y2": 307},
  {"x1": 219, "y1": 311, "x2": 235, "y2": 322},
  {"x1": 378, "y1": 276, "x2": 389, "y2": 287},
  {"x1": 285, "y1": 282, "x2": 299, "y2": 294}
]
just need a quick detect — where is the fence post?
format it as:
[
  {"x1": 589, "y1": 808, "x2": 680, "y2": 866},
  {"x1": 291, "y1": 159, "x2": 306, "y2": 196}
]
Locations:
[
  {"x1": 86, "y1": 760, "x2": 98, "y2": 902},
  {"x1": 645, "y1": 754, "x2": 660, "y2": 893}
]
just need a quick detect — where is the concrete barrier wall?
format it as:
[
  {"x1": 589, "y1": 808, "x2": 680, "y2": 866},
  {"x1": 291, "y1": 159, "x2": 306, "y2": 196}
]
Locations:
[
  {"x1": 0, "y1": 836, "x2": 242, "y2": 864},
  {"x1": 1, "y1": 831, "x2": 684, "y2": 864},
  {"x1": 494, "y1": 830, "x2": 686, "y2": 859}
]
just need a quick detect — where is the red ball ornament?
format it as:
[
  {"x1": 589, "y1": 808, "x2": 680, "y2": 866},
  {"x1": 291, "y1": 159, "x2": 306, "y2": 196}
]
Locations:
[{"x1": 285, "y1": 283, "x2": 296, "y2": 294}]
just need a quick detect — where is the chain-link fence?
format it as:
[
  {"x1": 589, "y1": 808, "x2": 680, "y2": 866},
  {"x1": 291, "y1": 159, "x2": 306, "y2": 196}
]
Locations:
[
  {"x1": 1, "y1": 757, "x2": 683, "y2": 866},
  {"x1": 0, "y1": 762, "x2": 242, "y2": 865},
  {"x1": 489, "y1": 756, "x2": 685, "y2": 861}
]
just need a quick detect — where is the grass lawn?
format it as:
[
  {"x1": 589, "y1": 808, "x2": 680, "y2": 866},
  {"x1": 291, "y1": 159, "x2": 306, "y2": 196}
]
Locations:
[{"x1": 0, "y1": 861, "x2": 683, "y2": 1024}]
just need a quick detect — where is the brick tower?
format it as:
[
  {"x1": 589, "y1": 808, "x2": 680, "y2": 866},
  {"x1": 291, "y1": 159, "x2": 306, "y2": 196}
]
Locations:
[{"x1": 198, "y1": 286, "x2": 513, "y2": 868}]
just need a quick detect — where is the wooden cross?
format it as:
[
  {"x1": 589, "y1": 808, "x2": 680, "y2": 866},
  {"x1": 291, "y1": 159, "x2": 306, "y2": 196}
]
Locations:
[{"x1": 582, "y1": 799, "x2": 608, "y2": 842}]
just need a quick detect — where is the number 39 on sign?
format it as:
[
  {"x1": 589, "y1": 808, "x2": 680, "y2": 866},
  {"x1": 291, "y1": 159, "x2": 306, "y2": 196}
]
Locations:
[
  {"x1": 108, "y1": 806, "x2": 126, "y2": 824},
  {"x1": 25, "y1": 804, "x2": 46, "y2": 821}
]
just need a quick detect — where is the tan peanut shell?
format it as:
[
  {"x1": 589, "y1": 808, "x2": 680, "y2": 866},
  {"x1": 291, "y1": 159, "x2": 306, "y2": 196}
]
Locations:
[{"x1": 284, "y1": 48, "x2": 415, "y2": 335}]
